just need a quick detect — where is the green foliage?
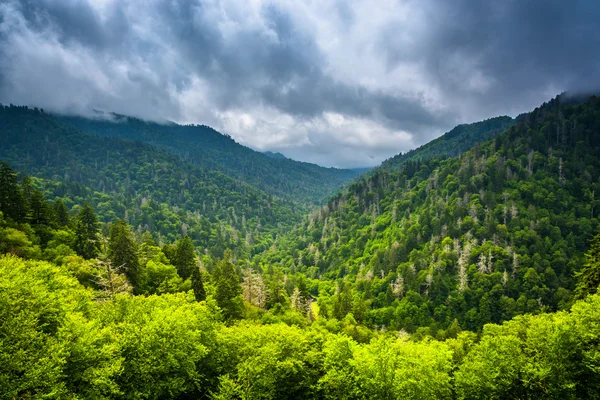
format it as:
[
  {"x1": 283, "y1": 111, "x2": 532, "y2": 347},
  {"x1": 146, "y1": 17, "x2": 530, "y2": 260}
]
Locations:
[
  {"x1": 0, "y1": 105, "x2": 305, "y2": 258},
  {"x1": 58, "y1": 114, "x2": 359, "y2": 206},
  {"x1": 575, "y1": 228, "x2": 600, "y2": 298},
  {"x1": 108, "y1": 219, "x2": 141, "y2": 290},
  {"x1": 0, "y1": 161, "x2": 27, "y2": 221},
  {"x1": 2, "y1": 252, "x2": 600, "y2": 398},
  {"x1": 212, "y1": 323, "x2": 324, "y2": 399},
  {"x1": 98, "y1": 293, "x2": 218, "y2": 398},
  {"x1": 143, "y1": 259, "x2": 185, "y2": 294},
  {"x1": 192, "y1": 262, "x2": 207, "y2": 302},
  {"x1": 173, "y1": 235, "x2": 196, "y2": 280},
  {"x1": 213, "y1": 250, "x2": 244, "y2": 321},
  {"x1": 260, "y1": 95, "x2": 600, "y2": 333},
  {"x1": 3, "y1": 95, "x2": 600, "y2": 398},
  {"x1": 376, "y1": 116, "x2": 514, "y2": 173},
  {"x1": 74, "y1": 202, "x2": 100, "y2": 259},
  {"x1": 455, "y1": 294, "x2": 600, "y2": 399}
]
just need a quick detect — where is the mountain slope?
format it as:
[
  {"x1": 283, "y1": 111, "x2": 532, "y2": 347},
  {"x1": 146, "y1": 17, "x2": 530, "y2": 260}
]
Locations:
[
  {"x1": 377, "y1": 116, "x2": 515, "y2": 173},
  {"x1": 56, "y1": 114, "x2": 359, "y2": 205},
  {"x1": 263, "y1": 151, "x2": 287, "y2": 160},
  {"x1": 257, "y1": 95, "x2": 600, "y2": 333},
  {"x1": 0, "y1": 105, "x2": 300, "y2": 256}
]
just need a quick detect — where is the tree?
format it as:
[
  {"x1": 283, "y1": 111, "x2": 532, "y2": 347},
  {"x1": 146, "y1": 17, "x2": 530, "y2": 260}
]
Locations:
[
  {"x1": 53, "y1": 199, "x2": 70, "y2": 227},
  {"x1": 94, "y1": 259, "x2": 132, "y2": 300},
  {"x1": 575, "y1": 229, "x2": 600, "y2": 299},
  {"x1": 0, "y1": 162, "x2": 26, "y2": 222},
  {"x1": 291, "y1": 276, "x2": 311, "y2": 316},
  {"x1": 242, "y1": 267, "x2": 266, "y2": 308},
  {"x1": 27, "y1": 188, "x2": 52, "y2": 227},
  {"x1": 213, "y1": 249, "x2": 243, "y2": 321},
  {"x1": 266, "y1": 267, "x2": 286, "y2": 309},
  {"x1": 332, "y1": 280, "x2": 353, "y2": 320},
  {"x1": 108, "y1": 219, "x2": 141, "y2": 290},
  {"x1": 191, "y1": 261, "x2": 206, "y2": 302},
  {"x1": 173, "y1": 235, "x2": 196, "y2": 280},
  {"x1": 73, "y1": 203, "x2": 100, "y2": 259}
]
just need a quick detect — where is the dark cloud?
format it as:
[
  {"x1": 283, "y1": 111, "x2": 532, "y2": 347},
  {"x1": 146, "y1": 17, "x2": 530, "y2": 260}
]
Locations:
[
  {"x1": 18, "y1": 0, "x2": 130, "y2": 49},
  {"x1": 380, "y1": 0, "x2": 600, "y2": 120},
  {"x1": 0, "y1": 0, "x2": 598, "y2": 167}
]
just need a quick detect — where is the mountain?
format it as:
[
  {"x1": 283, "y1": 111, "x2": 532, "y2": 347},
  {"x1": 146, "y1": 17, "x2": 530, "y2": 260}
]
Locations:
[
  {"x1": 2, "y1": 96, "x2": 600, "y2": 400},
  {"x1": 0, "y1": 105, "x2": 301, "y2": 257},
  {"x1": 56, "y1": 114, "x2": 359, "y2": 205},
  {"x1": 257, "y1": 95, "x2": 600, "y2": 333},
  {"x1": 263, "y1": 151, "x2": 287, "y2": 160},
  {"x1": 377, "y1": 116, "x2": 515, "y2": 173}
]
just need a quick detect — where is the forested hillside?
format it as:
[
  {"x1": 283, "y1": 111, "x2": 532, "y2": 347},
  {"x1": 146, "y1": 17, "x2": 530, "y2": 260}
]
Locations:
[
  {"x1": 57, "y1": 114, "x2": 358, "y2": 205},
  {"x1": 0, "y1": 105, "x2": 300, "y2": 257},
  {"x1": 1, "y1": 180, "x2": 599, "y2": 398},
  {"x1": 2, "y1": 95, "x2": 600, "y2": 399},
  {"x1": 377, "y1": 116, "x2": 514, "y2": 173},
  {"x1": 257, "y1": 95, "x2": 600, "y2": 334}
]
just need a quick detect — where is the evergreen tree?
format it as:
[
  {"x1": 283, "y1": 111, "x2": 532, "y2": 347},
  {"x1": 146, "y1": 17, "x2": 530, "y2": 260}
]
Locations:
[
  {"x1": 53, "y1": 199, "x2": 70, "y2": 227},
  {"x1": 191, "y1": 263, "x2": 206, "y2": 302},
  {"x1": 173, "y1": 235, "x2": 196, "y2": 280},
  {"x1": 575, "y1": 229, "x2": 600, "y2": 299},
  {"x1": 108, "y1": 219, "x2": 141, "y2": 291},
  {"x1": 332, "y1": 280, "x2": 353, "y2": 320},
  {"x1": 27, "y1": 189, "x2": 52, "y2": 227},
  {"x1": 73, "y1": 202, "x2": 100, "y2": 259},
  {"x1": 266, "y1": 267, "x2": 286, "y2": 309},
  {"x1": 213, "y1": 249, "x2": 243, "y2": 321},
  {"x1": 0, "y1": 162, "x2": 26, "y2": 222}
]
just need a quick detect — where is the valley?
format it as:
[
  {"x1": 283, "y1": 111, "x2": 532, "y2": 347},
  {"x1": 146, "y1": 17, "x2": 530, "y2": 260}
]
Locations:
[{"x1": 1, "y1": 94, "x2": 600, "y2": 398}]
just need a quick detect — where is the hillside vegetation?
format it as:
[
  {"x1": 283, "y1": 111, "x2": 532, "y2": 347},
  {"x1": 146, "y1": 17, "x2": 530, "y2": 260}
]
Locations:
[
  {"x1": 58, "y1": 114, "x2": 358, "y2": 205},
  {"x1": 1, "y1": 95, "x2": 600, "y2": 399},
  {"x1": 377, "y1": 116, "x2": 514, "y2": 173},
  {"x1": 257, "y1": 95, "x2": 600, "y2": 334},
  {"x1": 0, "y1": 105, "x2": 304, "y2": 258}
]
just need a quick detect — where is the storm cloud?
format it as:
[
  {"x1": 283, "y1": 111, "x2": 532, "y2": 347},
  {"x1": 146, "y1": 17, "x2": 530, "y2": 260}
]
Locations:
[{"x1": 1, "y1": 0, "x2": 599, "y2": 168}]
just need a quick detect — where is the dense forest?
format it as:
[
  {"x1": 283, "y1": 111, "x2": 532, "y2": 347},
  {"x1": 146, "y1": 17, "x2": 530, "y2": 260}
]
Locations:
[
  {"x1": 0, "y1": 105, "x2": 306, "y2": 258},
  {"x1": 258, "y1": 94, "x2": 600, "y2": 334},
  {"x1": 57, "y1": 113, "x2": 359, "y2": 206},
  {"x1": 1, "y1": 94, "x2": 600, "y2": 399},
  {"x1": 376, "y1": 116, "x2": 515, "y2": 174}
]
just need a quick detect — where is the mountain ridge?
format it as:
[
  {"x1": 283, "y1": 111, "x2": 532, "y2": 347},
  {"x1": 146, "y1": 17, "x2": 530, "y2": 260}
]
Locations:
[
  {"x1": 0, "y1": 104, "x2": 300, "y2": 257},
  {"x1": 56, "y1": 112, "x2": 359, "y2": 206},
  {"x1": 256, "y1": 94, "x2": 600, "y2": 333}
]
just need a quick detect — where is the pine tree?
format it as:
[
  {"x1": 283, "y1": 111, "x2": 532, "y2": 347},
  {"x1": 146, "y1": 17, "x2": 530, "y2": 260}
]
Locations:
[
  {"x1": 173, "y1": 235, "x2": 196, "y2": 280},
  {"x1": 27, "y1": 188, "x2": 52, "y2": 226},
  {"x1": 191, "y1": 262, "x2": 206, "y2": 302},
  {"x1": 213, "y1": 249, "x2": 243, "y2": 321},
  {"x1": 73, "y1": 202, "x2": 100, "y2": 259},
  {"x1": 332, "y1": 280, "x2": 352, "y2": 320},
  {"x1": 53, "y1": 199, "x2": 70, "y2": 226},
  {"x1": 266, "y1": 267, "x2": 286, "y2": 309},
  {"x1": 108, "y1": 219, "x2": 141, "y2": 291},
  {"x1": 0, "y1": 162, "x2": 27, "y2": 222},
  {"x1": 575, "y1": 229, "x2": 600, "y2": 299}
]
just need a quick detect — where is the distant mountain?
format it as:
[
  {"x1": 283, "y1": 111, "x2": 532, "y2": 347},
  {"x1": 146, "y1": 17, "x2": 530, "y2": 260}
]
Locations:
[
  {"x1": 0, "y1": 105, "x2": 301, "y2": 257},
  {"x1": 263, "y1": 151, "x2": 287, "y2": 160},
  {"x1": 56, "y1": 114, "x2": 358, "y2": 205},
  {"x1": 377, "y1": 116, "x2": 515, "y2": 173}
]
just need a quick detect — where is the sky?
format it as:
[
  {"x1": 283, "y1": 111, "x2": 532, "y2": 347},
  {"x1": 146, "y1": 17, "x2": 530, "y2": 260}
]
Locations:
[{"x1": 1, "y1": 0, "x2": 599, "y2": 168}]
